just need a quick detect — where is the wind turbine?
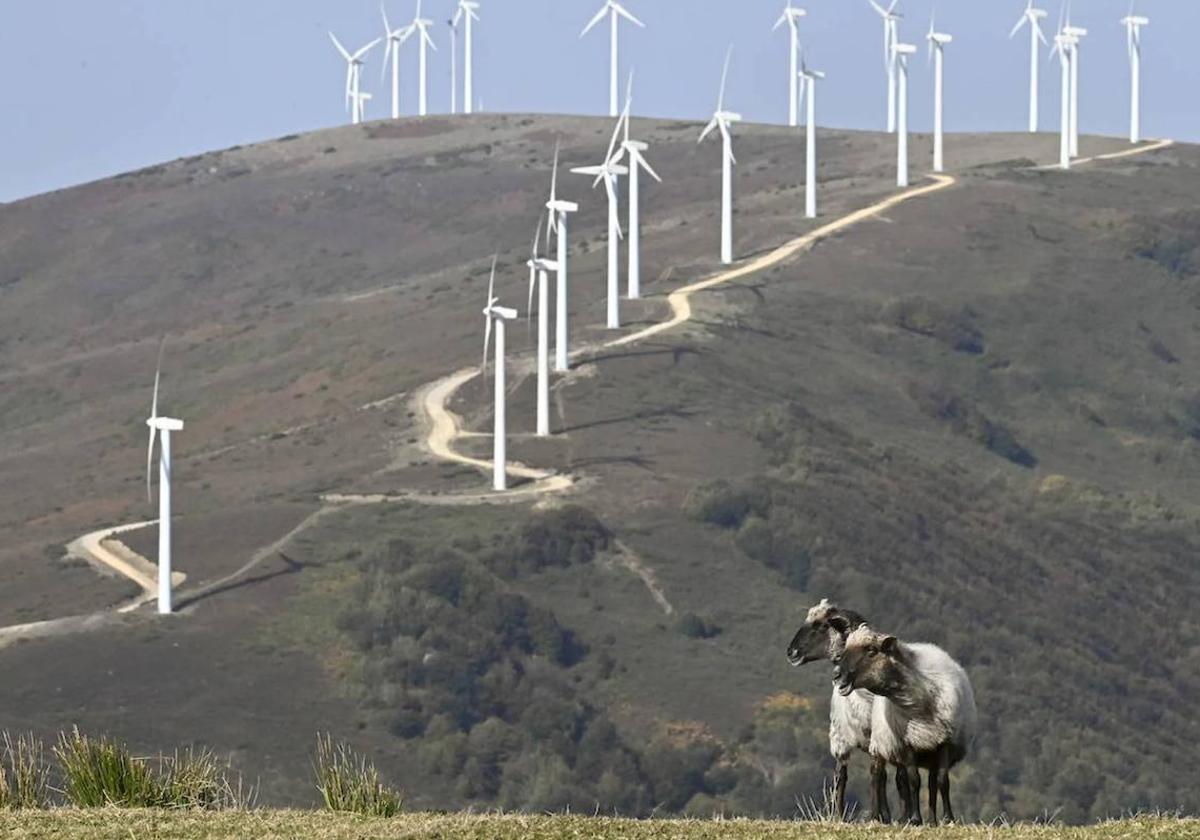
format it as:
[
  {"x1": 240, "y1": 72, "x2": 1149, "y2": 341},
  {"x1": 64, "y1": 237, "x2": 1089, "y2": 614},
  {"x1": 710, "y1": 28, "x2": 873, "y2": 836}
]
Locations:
[
  {"x1": 329, "y1": 33, "x2": 381, "y2": 125},
  {"x1": 481, "y1": 258, "x2": 518, "y2": 491},
  {"x1": 774, "y1": 2, "x2": 807, "y2": 128},
  {"x1": 571, "y1": 115, "x2": 629, "y2": 329},
  {"x1": 454, "y1": 1, "x2": 480, "y2": 115},
  {"x1": 1051, "y1": 30, "x2": 1077, "y2": 169},
  {"x1": 799, "y1": 59, "x2": 825, "y2": 219},
  {"x1": 700, "y1": 46, "x2": 741, "y2": 265},
  {"x1": 353, "y1": 90, "x2": 373, "y2": 124},
  {"x1": 144, "y1": 342, "x2": 184, "y2": 616},
  {"x1": 868, "y1": 0, "x2": 902, "y2": 133},
  {"x1": 893, "y1": 42, "x2": 917, "y2": 187},
  {"x1": 526, "y1": 222, "x2": 558, "y2": 438},
  {"x1": 546, "y1": 142, "x2": 579, "y2": 372},
  {"x1": 581, "y1": 1, "x2": 645, "y2": 117},
  {"x1": 1062, "y1": 10, "x2": 1087, "y2": 158},
  {"x1": 407, "y1": 0, "x2": 438, "y2": 117},
  {"x1": 612, "y1": 73, "x2": 661, "y2": 300},
  {"x1": 448, "y1": 14, "x2": 458, "y2": 114},
  {"x1": 382, "y1": 5, "x2": 414, "y2": 119},
  {"x1": 1122, "y1": 11, "x2": 1148, "y2": 144},
  {"x1": 1010, "y1": 1, "x2": 1049, "y2": 133},
  {"x1": 927, "y1": 19, "x2": 953, "y2": 174}
]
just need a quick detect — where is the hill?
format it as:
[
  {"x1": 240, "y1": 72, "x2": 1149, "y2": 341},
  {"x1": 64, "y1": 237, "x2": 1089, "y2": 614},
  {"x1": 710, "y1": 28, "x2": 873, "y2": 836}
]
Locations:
[{"x1": 0, "y1": 115, "x2": 1197, "y2": 821}]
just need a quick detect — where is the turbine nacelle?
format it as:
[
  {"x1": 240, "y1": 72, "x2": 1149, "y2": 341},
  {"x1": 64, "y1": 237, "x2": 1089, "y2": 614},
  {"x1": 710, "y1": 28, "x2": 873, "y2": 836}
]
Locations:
[
  {"x1": 547, "y1": 199, "x2": 580, "y2": 213},
  {"x1": 147, "y1": 417, "x2": 185, "y2": 433},
  {"x1": 774, "y1": 5, "x2": 808, "y2": 32},
  {"x1": 929, "y1": 32, "x2": 953, "y2": 45},
  {"x1": 1121, "y1": 16, "x2": 1149, "y2": 26}
]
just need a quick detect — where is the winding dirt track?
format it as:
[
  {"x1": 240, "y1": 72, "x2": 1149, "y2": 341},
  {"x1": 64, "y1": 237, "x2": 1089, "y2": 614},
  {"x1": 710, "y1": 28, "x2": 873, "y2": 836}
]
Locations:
[{"x1": 9, "y1": 138, "x2": 1174, "y2": 638}]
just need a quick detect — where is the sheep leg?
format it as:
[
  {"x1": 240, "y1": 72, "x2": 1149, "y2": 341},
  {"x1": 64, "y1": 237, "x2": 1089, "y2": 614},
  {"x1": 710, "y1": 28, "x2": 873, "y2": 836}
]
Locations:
[
  {"x1": 833, "y1": 760, "x2": 848, "y2": 821},
  {"x1": 927, "y1": 758, "x2": 939, "y2": 826},
  {"x1": 894, "y1": 763, "x2": 912, "y2": 824},
  {"x1": 904, "y1": 765, "x2": 923, "y2": 825},
  {"x1": 868, "y1": 755, "x2": 890, "y2": 823},
  {"x1": 938, "y1": 746, "x2": 955, "y2": 824}
]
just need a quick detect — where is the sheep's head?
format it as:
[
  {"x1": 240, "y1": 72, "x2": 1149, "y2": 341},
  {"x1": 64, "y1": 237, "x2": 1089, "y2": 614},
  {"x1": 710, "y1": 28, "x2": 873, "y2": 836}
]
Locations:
[
  {"x1": 833, "y1": 625, "x2": 902, "y2": 697},
  {"x1": 786, "y1": 599, "x2": 867, "y2": 667}
]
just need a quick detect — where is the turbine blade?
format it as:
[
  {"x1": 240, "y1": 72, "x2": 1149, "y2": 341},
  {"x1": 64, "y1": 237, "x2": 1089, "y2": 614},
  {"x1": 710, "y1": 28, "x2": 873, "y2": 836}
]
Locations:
[
  {"x1": 639, "y1": 154, "x2": 663, "y2": 183},
  {"x1": 146, "y1": 426, "x2": 157, "y2": 503},
  {"x1": 717, "y1": 45, "x2": 733, "y2": 112},
  {"x1": 483, "y1": 314, "x2": 492, "y2": 373},
  {"x1": 699, "y1": 118, "x2": 718, "y2": 143},
  {"x1": 581, "y1": 4, "x2": 609, "y2": 37},
  {"x1": 1010, "y1": 14, "x2": 1029, "y2": 38},
  {"x1": 612, "y1": 3, "x2": 645, "y2": 28},
  {"x1": 550, "y1": 139, "x2": 560, "y2": 203},
  {"x1": 382, "y1": 4, "x2": 392, "y2": 36},
  {"x1": 329, "y1": 32, "x2": 352, "y2": 61},
  {"x1": 527, "y1": 263, "x2": 536, "y2": 321}
]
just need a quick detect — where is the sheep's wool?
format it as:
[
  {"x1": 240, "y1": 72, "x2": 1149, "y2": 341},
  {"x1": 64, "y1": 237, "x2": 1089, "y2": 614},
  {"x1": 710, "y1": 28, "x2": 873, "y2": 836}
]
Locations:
[
  {"x1": 805, "y1": 598, "x2": 835, "y2": 624},
  {"x1": 829, "y1": 686, "x2": 874, "y2": 761}
]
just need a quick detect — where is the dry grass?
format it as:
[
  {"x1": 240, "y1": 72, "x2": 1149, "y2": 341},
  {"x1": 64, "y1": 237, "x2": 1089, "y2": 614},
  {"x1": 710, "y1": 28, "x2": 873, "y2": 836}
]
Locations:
[{"x1": 0, "y1": 813, "x2": 1195, "y2": 840}]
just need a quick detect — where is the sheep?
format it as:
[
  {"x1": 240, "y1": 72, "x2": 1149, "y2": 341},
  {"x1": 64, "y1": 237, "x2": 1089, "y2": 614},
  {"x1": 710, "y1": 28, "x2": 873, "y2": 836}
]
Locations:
[
  {"x1": 833, "y1": 624, "x2": 977, "y2": 826},
  {"x1": 786, "y1": 599, "x2": 893, "y2": 822}
]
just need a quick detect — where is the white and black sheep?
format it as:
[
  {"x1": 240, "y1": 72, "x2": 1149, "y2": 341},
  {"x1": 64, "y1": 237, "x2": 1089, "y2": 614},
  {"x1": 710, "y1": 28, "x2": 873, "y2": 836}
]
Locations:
[
  {"x1": 834, "y1": 624, "x2": 977, "y2": 825},
  {"x1": 787, "y1": 599, "x2": 891, "y2": 822}
]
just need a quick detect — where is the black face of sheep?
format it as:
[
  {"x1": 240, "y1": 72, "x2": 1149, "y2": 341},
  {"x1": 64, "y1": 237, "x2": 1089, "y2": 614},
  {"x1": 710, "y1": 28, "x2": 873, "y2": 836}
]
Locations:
[
  {"x1": 834, "y1": 631, "x2": 902, "y2": 697},
  {"x1": 786, "y1": 600, "x2": 864, "y2": 667}
]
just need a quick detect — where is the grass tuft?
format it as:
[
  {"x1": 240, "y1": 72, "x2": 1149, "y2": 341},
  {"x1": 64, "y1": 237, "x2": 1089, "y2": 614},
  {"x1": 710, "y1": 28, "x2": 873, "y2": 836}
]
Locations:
[
  {"x1": 1, "y1": 732, "x2": 52, "y2": 809},
  {"x1": 54, "y1": 728, "x2": 163, "y2": 808},
  {"x1": 312, "y1": 733, "x2": 402, "y2": 817}
]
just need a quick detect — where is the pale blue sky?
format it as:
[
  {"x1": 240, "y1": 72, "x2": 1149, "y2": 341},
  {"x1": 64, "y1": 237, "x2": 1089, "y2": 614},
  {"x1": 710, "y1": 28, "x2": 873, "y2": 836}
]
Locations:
[{"x1": 1, "y1": 0, "x2": 1194, "y2": 203}]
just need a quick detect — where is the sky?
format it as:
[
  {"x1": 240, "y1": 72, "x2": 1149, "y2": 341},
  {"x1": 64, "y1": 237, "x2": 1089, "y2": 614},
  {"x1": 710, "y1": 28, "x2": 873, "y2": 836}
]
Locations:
[{"x1": 1, "y1": 0, "x2": 1195, "y2": 203}]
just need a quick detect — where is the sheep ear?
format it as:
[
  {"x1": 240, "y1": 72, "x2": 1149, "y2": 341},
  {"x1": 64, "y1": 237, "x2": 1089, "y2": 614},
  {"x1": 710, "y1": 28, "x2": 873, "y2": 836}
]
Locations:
[
  {"x1": 881, "y1": 636, "x2": 899, "y2": 654},
  {"x1": 828, "y1": 614, "x2": 851, "y2": 634}
]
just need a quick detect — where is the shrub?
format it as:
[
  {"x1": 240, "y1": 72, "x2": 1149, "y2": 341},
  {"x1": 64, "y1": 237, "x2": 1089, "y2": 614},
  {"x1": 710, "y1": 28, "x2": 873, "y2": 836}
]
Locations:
[
  {"x1": 159, "y1": 747, "x2": 251, "y2": 810},
  {"x1": 676, "y1": 613, "x2": 722, "y2": 640},
  {"x1": 54, "y1": 728, "x2": 162, "y2": 808},
  {"x1": 313, "y1": 734, "x2": 403, "y2": 817},
  {"x1": 884, "y1": 296, "x2": 984, "y2": 354},
  {"x1": 489, "y1": 506, "x2": 613, "y2": 577},
  {"x1": 683, "y1": 480, "x2": 768, "y2": 529},
  {"x1": 1, "y1": 732, "x2": 51, "y2": 810}
]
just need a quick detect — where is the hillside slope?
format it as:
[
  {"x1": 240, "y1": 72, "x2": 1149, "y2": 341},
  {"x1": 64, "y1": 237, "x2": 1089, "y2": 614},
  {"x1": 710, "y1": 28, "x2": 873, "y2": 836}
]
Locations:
[{"x1": 0, "y1": 116, "x2": 1196, "y2": 820}]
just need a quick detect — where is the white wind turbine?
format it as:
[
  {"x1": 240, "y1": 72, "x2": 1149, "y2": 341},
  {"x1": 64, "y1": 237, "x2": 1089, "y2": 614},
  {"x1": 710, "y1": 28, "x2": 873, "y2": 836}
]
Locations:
[
  {"x1": 545, "y1": 142, "x2": 579, "y2": 372},
  {"x1": 454, "y1": 1, "x2": 480, "y2": 115},
  {"x1": 382, "y1": 5, "x2": 414, "y2": 119},
  {"x1": 927, "y1": 19, "x2": 952, "y2": 174},
  {"x1": 329, "y1": 33, "x2": 382, "y2": 125},
  {"x1": 448, "y1": 13, "x2": 458, "y2": 114},
  {"x1": 1010, "y1": 1, "x2": 1049, "y2": 133},
  {"x1": 893, "y1": 41, "x2": 917, "y2": 187},
  {"x1": 612, "y1": 74, "x2": 662, "y2": 300},
  {"x1": 700, "y1": 47, "x2": 741, "y2": 265},
  {"x1": 868, "y1": 0, "x2": 902, "y2": 133},
  {"x1": 481, "y1": 257, "x2": 519, "y2": 491},
  {"x1": 798, "y1": 59, "x2": 825, "y2": 219},
  {"x1": 407, "y1": 0, "x2": 438, "y2": 117},
  {"x1": 526, "y1": 222, "x2": 558, "y2": 438},
  {"x1": 774, "y1": 2, "x2": 807, "y2": 128},
  {"x1": 1062, "y1": 10, "x2": 1087, "y2": 158},
  {"x1": 144, "y1": 342, "x2": 184, "y2": 616},
  {"x1": 581, "y1": 1, "x2": 645, "y2": 118},
  {"x1": 1122, "y1": 11, "x2": 1148, "y2": 144},
  {"x1": 571, "y1": 116, "x2": 629, "y2": 329},
  {"x1": 1051, "y1": 30, "x2": 1077, "y2": 169}
]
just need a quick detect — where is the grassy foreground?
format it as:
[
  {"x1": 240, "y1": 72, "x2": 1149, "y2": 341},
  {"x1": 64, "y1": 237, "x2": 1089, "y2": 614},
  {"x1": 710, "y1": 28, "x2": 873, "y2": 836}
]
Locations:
[{"x1": 0, "y1": 813, "x2": 1196, "y2": 840}]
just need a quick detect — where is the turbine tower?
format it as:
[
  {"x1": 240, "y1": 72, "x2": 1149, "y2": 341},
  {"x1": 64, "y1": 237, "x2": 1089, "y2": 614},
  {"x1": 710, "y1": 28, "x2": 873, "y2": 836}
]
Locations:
[
  {"x1": 526, "y1": 223, "x2": 558, "y2": 438},
  {"x1": 1122, "y1": 12, "x2": 1148, "y2": 144},
  {"x1": 581, "y1": 1, "x2": 645, "y2": 118},
  {"x1": 927, "y1": 20, "x2": 953, "y2": 174},
  {"x1": 144, "y1": 343, "x2": 184, "y2": 616},
  {"x1": 774, "y1": 2, "x2": 807, "y2": 128},
  {"x1": 572, "y1": 116, "x2": 629, "y2": 329},
  {"x1": 1010, "y1": 1, "x2": 1049, "y2": 133},
  {"x1": 454, "y1": 1, "x2": 480, "y2": 115},
  {"x1": 407, "y1": 0, "x2": 438, "y2": 117},
  {"x1": 613, "y1": 74, "x2": 662, "y2": 300},
  {"x1": 1051, "y1": 31, "x2": 1077, "y2": 169},
  {"x1": 546, "y1": 142, "x2": 579, "y2": 372},
  {"x1": 382, "y1": 5, "x2": 414, "y2": 119},
  {"x1": 1063, "y1": 16, "x2": 1087, "y2": 157},
  {"x1": 352, "y1": 90, "x2": 373, "y2": 124},
  {"x1": 700, "y1": 47, "x2": 741, "y2": 265},
  {"x1": 799, "y1": 59, "x2": 825, "y2": 219},
  {"x1": 893, "y1": 42, "x2": 916, "y2": 187},
  {"x1": 481, "y1": 258, "x2": 518, "y2": 491},
  {"x1": 329, "y1": 33, "x2": 381, "y2": 125},
  {"x1": 868, "y1": 0, "x2": 902, "y2": 133}
]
